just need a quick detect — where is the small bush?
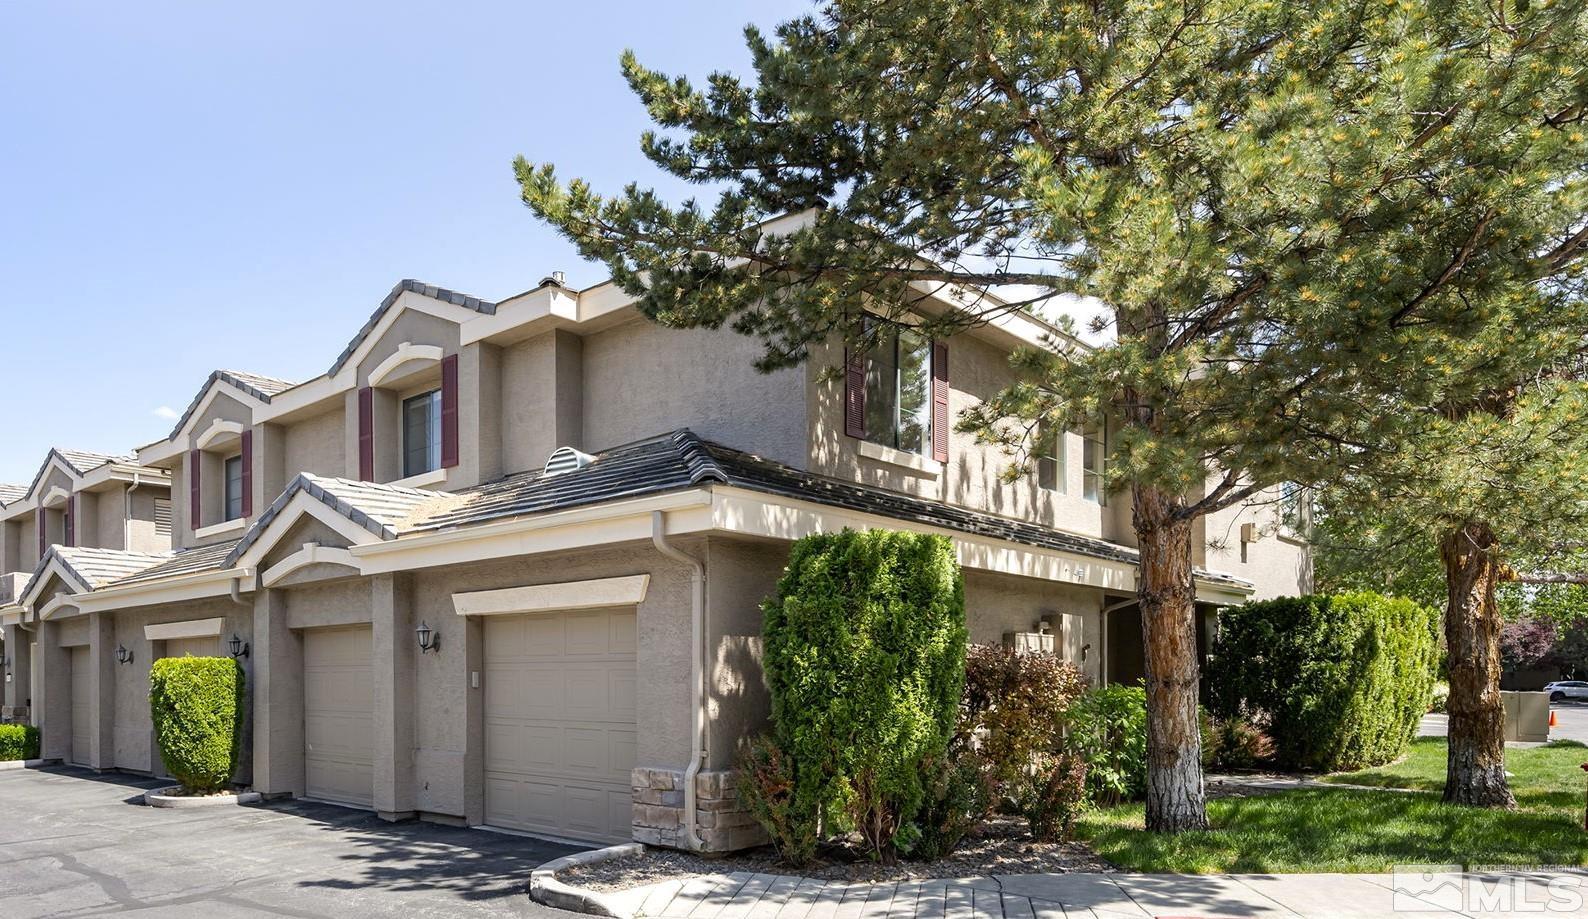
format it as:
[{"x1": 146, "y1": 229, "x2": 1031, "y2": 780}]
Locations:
[
  {"x1": 0, "y1": 724, "x2": 39, "y2": 761},
  {"x1": 1206, "y1": 592, "x2": 1439, "y2": 771},
  {"x1": 962, "y1": 644, "x2": 1086, "y2": 800},
  {"x1": 1204, "y1": 715, "x2": 1273, "y2": 771},
  {"x1": 737, "y1": 736, "x2": 820, "y2": 864},
  {"x1": 1429, "y1": 681, "x2": 1450, "y2": 714},
  {"x1": 911, "y1": 751, "x2": 994, "y2": 861},
  {"x1": 149, "y1": 656, "x2": 245, "y2": 794},
  {"x1": 1067, "y1": 684, "x2": 1148, "y2": 806},
  {"x1": 1023, "y1": 752, "x2": 1088, "y2": 841},
  {"x1": 759, "y1": 529, "x2": 967, "y2": 862}
]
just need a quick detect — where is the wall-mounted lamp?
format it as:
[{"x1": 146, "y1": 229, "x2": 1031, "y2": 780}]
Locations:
[
  {"x1": 416, "y1": 621, "x2": 439, "y2": 654},
  {"x1": 116, "y1": 644, "x2": 133, "y2": 665},
  {"x1": 228, "y1": 634, "x2": 250, "y2": 659}
]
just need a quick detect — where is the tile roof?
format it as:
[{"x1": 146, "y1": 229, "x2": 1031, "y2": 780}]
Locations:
[
  {"x1": 35, "y1": 546, "x2": 172, "y2": 593},
  {"x1": 107, "y1": 539, "x2": 241, "y2": 588},
  {"x1": 327, "y1": 279, "x2": 496, "y2": 376},
  {"x1": 22, "y1": 448, "x2": 138, "y2": 501},
  {"x1": 165, "y1": 369, "x2": 299, "y2": 441},
  {"x1": 225, "y1": 473, "x2": 452, "y2": 564},
  {"x1": 0, "y1": 483, "x2": 26, "y2": 506}
]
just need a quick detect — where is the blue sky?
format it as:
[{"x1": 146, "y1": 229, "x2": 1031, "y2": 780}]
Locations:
[{"x1": 0, "y1": 0, "x2": 809, "y2": 485}]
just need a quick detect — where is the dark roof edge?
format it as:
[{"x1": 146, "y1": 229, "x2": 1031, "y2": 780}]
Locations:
[{"x1": 327, "y1": 279, "x2": 497, "y2": 377}]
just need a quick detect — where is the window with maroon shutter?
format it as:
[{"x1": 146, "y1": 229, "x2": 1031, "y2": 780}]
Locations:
[
  {"x1": 64, "y1": 496, "x2": 75, "y2": 547},
  {"x1": 189, "y1": 448, "x2": 202, "y2": 530},
  {"x1": 358, "y1": 386, "x2": 374, "y2": 481},
  {"x1": 36, "y1": 512, "x2": 45, "y2": 557},
  {"x1": 240, "y1": 429, "x2": 254, "y2": 517},
  {"x1": 440, "y1": 353, "x2": 459, "y2": 468},
  {"x1": 844, "y1": 347, "x2": 866, "y2": 438},
  {"x1": 932, "y1": 341, "x2": 950, "y2": 463}
]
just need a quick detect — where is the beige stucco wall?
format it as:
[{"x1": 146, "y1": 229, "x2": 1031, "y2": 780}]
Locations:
[
  {"x1": 172, "y1": 391, "x2": 255, "y2": 549},
  {"x1": 500, "y1": 330, "x2": 584, "y2": 476},
  {"x1": 1203, "y1": 488, "x2": 1313, "y2": 600},
  {"x1": 581, "y1": 319, "x2": 808, "y2": 468},
  {"x1": 280, "y1": 407, "x2": 347, "y2": 483},
  {"x1": 804, "y1": 335, "x2": 1123, "y2": 543}
]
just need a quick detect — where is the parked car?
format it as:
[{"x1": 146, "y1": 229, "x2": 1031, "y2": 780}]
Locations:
[{"x1": 1544, "y1": 680, "x2": 1588, "y2": 702}]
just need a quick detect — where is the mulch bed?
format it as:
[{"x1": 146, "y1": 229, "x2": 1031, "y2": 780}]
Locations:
[{"x1": 561, "y1": 817, "x2": 1114, "y2": 891}]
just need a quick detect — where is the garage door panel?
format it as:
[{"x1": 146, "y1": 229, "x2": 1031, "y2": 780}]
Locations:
[
  {"x1": 484, "y1": 608, "x2": 637, "y2": 843},
  {"x1": 303, "y1": 626, "x2": 373, "y2": 808}
]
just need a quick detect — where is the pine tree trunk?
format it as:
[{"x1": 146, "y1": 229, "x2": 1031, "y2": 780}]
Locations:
[
  {"x1": 1134, "y1": 483, "x2": 1209, "y2": 833},
  {"x1": 1440, "y1": 521, "x2": 1516, "y2": 808}
]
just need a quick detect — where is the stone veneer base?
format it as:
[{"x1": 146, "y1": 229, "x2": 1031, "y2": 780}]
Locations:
[{"x1": 631, "y1": 767, "x2": 768, "y2": 852}]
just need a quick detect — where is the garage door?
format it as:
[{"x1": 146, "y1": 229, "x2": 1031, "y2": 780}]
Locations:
[
  {"x1": 70, "y1": 646, "x2": 91, "y2": 766},
  {"x1": 484, "y1": 608, "x2": 637, "y2": 843},
  {"x1": 302, "y1": 626, "x2": 373, "y2": 808},
  {"x1": 164, "y1": 636, "x2": 218, "y2": 659}
]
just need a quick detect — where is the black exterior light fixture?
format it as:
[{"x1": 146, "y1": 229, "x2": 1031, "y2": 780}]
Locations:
[
  {"x1": 116, "y1": 644, "x2": 133, "y2": 665},
  {"x1": 416, "y1": 620, "x2": 439, "y2": 654},
  {"x1": 228, "y1": 634, "x2": 250, "y2": 659}
]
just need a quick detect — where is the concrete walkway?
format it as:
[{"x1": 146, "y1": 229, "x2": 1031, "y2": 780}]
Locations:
[{"x1": 604, "y1": 869, "x2": 1588, "y2": 918}]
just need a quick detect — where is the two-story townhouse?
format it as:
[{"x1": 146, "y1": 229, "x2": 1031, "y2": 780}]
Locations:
[
  {"x1": 0, "y1": 449, "x2": 173, "y2": 726},
  {"x1": 15, "y1": 272, "x2": 1309, "y2": 851}
]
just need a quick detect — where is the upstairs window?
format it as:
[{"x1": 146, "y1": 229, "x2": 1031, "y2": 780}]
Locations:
[
  {"x1": 402, "y1": 389, "x2": 443, "y2": 478},
  {"x1": 1036, "y1": 423, "x2": 1066, "y2": 492},
  {"x1": 1081, "y1": 421, "x2": 1106, "y2": 504},
  {"x1": 1279, "y1": 481, "x2": 1308, "y2": 532},
  {"x1": 223, "y1": 455, "x2": 245, "y2": 521},
  {"x1": 863, "y1": 320, "x2": 933, "y2": 456}
]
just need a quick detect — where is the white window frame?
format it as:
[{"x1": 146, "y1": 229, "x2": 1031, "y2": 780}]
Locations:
[
  {"x1": 400, "y1": 387, "x2": 443, "y2": 480},
  {"x1": 862, "y1": 318, "x2": 934, "y2": 458},
  {"x1": 223, "y1": 453, "x2": 245, "y2": 521}
]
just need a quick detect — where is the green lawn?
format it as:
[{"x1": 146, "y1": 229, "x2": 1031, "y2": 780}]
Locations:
[{"x1": 1074, "y1": 738, "x2": 1588, "y2": 873}]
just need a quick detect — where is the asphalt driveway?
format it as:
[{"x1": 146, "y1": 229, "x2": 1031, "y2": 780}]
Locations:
[{"x1": 0, "y1": 765, "x2": 587, "y2": 918}]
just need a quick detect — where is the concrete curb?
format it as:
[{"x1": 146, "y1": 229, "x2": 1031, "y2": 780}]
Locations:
[
  {"x1": 530, "y1": 843, "x2": 645, "y2": 918},
  {"x1": 143, "y1": 786, "x2": 264, "y2": 808},
  {"x1": 0, "y1": 759, "x2": 53, "y2": 771}
]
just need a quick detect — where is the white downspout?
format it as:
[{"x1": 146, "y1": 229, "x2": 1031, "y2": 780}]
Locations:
[
  {"x1": 123, "y1": 474, "x2": 142, "y2": 550},
  {"x1": 651, "y1": 510, "x2": 705, "y2": 851}
]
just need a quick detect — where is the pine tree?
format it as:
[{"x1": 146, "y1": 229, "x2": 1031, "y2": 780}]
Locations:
[{"x1": 517, "y1": 0, "x2": 1588, "y2": 831}]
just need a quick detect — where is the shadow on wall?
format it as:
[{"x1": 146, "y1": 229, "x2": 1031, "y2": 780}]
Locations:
[{"x1": 281, "y1": 798, "x2": 582, "y2": 901}]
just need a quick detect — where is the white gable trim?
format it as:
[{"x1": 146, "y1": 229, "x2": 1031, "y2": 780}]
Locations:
[
  {"x1": 231, "y1": 491, "x2": 385, "y2": 571},
  {"x1": 261, "y1": 543, "x2": 360, "y2": 588},
  {"x1": 367, "y1": 342, "x2": 444, "y2": 388},
  {"x1": 41, "y1": 486, "x2": 71, "y2": 509},
  {"x1": 39, "y1": 594, "x2": 84, "y2": 621},
  {"x1": 144, "y1": 617, "x2": 225, "y2": 641},
  {"x1": 141, "y1": 385, "x2": 263, "y2": 464},
  {"x1": 24, "y1": 455, "x2": 82, "y2": 504},
  {"x1": 20, "y1": 560, "x2": 87, "y2": 609},
  {"x1": 195, "y1": 418, "x2": 246, "y2": 451},
  {"x1": 451, "y1": 574, "x2": 651, "y2": 618}
]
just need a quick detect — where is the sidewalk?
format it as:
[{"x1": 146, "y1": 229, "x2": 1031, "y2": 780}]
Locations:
[{"x1": 600, "y1": 869, "x2": 1588, "y2": 918}]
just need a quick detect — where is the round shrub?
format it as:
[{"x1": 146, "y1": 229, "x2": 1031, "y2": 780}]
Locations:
[
  {"x1": 1206, "y1": 592, "x2": 1439, "y2": 771},
  {"x1": 0, "y1": 723, "x2": 40, "y2": 761},
  {"x1": 757, "y1": 528, "x2": 967, "y2": 862},
  {"x1": 150, "y1": 656, "x2": 245, "y2": 794}
]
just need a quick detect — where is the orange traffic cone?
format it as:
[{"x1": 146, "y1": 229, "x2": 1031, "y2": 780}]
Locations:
[{"x1": 1551, "y1": 710, "x2": 1559, "y2": 728}]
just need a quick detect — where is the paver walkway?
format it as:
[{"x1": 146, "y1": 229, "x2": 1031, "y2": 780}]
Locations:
[{"x1": 604, "y1": 869, "x2": 1588, "y2": 918}]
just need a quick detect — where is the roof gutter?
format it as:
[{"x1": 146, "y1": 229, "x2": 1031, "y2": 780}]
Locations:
[{"x1": 651, "y1": 510, "x2": 706, "y2": 852}]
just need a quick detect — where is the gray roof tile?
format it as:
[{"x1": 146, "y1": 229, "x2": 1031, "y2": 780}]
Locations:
[
  {"x1": 22, "y1": 447, "x2": 138, "y2": 501},
  {"x1": 107, "y1": 539, "x2": 241, "y2": 588},
  {"x1": 34, "y1": 546, "x2": 172, "y2": 593},
  {"x1": 327, "y1": 279, "x2": 496, "y2": 376},
  {"x1": 224, "y1": 474, "x2": 451, "y2": 565},
  {"x1": 0, "y1": 483, "x2": 26, "y2": 506},
  {"x1": 165, "y1": 369, "x2": 299, "y2": 441}
]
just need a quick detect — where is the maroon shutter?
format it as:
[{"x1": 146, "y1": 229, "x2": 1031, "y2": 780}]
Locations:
[
  {"x1": 240, "y1": 429, "x2": 254, "y2": 518},
  {"x1": 37, "y1": 511, "x2": 45, "y2": 556},
  {"x1": 358, "y1": 386, "x2": 375, "y2": 481},
  {"x1": 440, "y1": 353, "x2": 459, "y2": 468},
  {"x1": 931, "y1": 341, "x2": 950, "y2": 463},
  {"x1": 189, "y1": 448, "x2": 202, "y2": 530},
  {"x1": 64, "y1": 496, "x2": 75, "y2": 547},
  {"x1": 844, "y1": 347, "x2": 866, "y2": 439}
]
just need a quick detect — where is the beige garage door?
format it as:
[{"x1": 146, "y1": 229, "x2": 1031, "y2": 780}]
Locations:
[
  {"x1": 163, "y1": 636, "x2": 219, "y2": 659},
  {"x1": 303, "y1": 626, "x2": 374, "y2": 808},
  {"x1": 484, "y1": 608, "x2": 637, "y2": 843},
  {"x1": 70, "y1": 646, "x2": 91, "y2": 766}
]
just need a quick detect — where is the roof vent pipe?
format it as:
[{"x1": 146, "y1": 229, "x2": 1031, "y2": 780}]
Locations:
[{"x1": 539, "y1": 270, "x2": 567, "y2": 288}]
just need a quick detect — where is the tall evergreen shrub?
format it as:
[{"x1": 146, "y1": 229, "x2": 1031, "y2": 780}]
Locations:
[
  {"x1": 1206, "y1": 592, "x2": 1439, "y2": 771},
  {"x1": 759, "y1": 529, "x2": 967, "y2": 861},
  {"x1": 150, "y1": 656, "x2": 245, "y2": 793}
]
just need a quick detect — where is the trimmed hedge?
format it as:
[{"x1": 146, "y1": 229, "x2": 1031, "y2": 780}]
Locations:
[
  {"x1": 150, "y1": 656, "x2": 245, "y2": 793},
  {"x1": 1207, "y1": 592, "x2": 1439, "y2": 771},
  {"x1": 758, "y1": 528, "x2": 967, "y2": 861},
  {"x1": 0, "y1": 723, "x2": 40, "y2": 761}
]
